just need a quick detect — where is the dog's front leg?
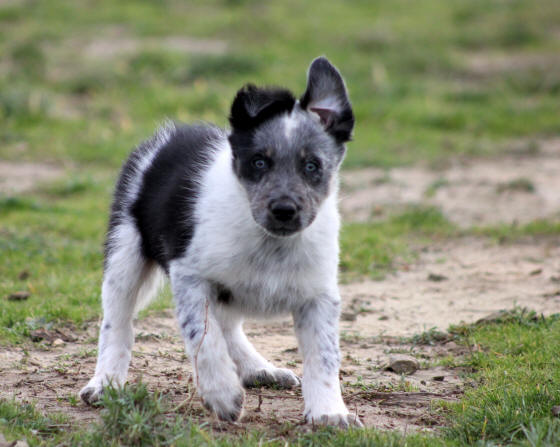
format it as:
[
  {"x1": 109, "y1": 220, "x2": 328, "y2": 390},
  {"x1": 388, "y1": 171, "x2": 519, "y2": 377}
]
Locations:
[
  {"x1": 171, "y1": 269, "x2": 244, "y2": 422},
  {"x1": 293, "y1": 294, "x2": 363, "y2": 428}
]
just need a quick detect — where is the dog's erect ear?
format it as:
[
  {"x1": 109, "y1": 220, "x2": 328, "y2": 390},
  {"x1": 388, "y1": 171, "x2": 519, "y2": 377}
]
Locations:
[
  {"x1": 300, "y1": 57, "x2": 354, "y2": 143},
  {"x1": 229, "y1": 84, "x2": 296, "y2": 131}
]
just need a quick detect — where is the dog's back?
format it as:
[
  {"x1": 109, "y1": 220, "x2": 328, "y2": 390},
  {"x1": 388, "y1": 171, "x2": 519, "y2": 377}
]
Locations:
[{"x1": 108, "y1": 123, "x2": 225, "y2": 272}]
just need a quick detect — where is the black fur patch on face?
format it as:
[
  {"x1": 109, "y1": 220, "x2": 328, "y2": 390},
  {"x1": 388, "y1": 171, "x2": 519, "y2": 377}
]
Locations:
[{"x1": 229, "y1": 84, "x2": 296, "y2": 132}]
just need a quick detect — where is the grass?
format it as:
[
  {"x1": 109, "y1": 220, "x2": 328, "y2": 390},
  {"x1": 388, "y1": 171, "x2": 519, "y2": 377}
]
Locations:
[
  {"x1": 340, "y1": 206, "x2": 455, "y2": 280},
  {"x1": 1, "y1": 0, "x2": 560, "y2": 168},
  {"x1": 0, "y1": 183, "x2": 108, "y2": 344},
  {"x1": 0, "y1": 399, "x2": 70, "y2": 445},
  {"x1": 3, "y1": 311, "x2": 560, "y2": 446},
  {"x1": 445, "y1": 310, "x2": 560, "y2": 445}
]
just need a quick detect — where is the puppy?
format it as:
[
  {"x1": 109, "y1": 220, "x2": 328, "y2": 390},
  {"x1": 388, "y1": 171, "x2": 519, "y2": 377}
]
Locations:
[{"x1": 80, "y1": 57, "x2": 362, "y2": 428}]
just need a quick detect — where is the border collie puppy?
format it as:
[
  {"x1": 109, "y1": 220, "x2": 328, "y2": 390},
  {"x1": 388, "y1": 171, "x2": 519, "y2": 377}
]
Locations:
[{"x1": 80, "y1": 57, "x2": 362, "y2": 428}]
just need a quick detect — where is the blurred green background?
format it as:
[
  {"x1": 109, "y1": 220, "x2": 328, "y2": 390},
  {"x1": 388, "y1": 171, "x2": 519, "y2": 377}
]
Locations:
[
  {"x1": 1, "y1": 0, "x2": 560, "y2": 341},
  {"x1": 2, "y1": 0, "x2": 560, "y2": 168}
]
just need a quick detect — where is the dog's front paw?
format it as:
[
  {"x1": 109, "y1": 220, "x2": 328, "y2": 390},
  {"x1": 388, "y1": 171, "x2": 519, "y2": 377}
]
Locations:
[
  {"x1": 243, "y1": 367, "x2": 300, "y2": 389},
  {"x1": 79, "y1": 376, "x2": 113, "y2": 404},
  {"x1": 202, "y1": 385, "x2": 245, "y2": 422},
  {"x1": 306, "y1": 411, "x2": 363, "y2": 429}
]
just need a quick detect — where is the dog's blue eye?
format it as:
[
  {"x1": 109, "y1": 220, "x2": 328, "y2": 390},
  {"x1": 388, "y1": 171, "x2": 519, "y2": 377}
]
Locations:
[
  {"x1": 305, "y1": 161, "x2": 319, "y2": 173},
  {"x1": 252, "y1": 157, "x2": 268, "y2": 170}
]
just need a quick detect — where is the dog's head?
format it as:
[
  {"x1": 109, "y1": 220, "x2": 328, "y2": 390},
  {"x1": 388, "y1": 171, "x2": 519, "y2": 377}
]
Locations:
[{"x1": 228, "y1": 57, "x2": 353, "y2": 237}]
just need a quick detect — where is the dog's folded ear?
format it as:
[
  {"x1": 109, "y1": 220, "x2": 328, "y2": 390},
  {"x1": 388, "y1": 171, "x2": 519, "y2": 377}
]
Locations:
[
  {"x1": 229, "y1": 84, "x2": 296, "y2": 131},
  {"x1": 300, "y1": 57, "x2": 354, "y2": 143}
]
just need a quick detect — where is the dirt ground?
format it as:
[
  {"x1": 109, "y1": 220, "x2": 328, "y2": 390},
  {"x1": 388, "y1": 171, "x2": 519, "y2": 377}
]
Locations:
[
  {"x1": 0, "y1": 311, "x2": 466, "y2": 433},
  {"x1": 340, "y1": 138, "x2": 560, "y2": 226},
  {"x1": 1, "y1": 143, "x2": 559, "y2": 434}
]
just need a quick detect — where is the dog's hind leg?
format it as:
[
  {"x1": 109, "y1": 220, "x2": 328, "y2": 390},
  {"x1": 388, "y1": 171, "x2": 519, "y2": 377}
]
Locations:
[
  {"x1": 214, "y1": 307, "x2": 300, "y2": 389},
  {"x1": 80, "y1": 223, "x2": 161, "y2": 404}
]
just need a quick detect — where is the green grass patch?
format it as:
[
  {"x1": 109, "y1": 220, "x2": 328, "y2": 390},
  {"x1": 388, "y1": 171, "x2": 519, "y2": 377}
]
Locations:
[
  {"x1": 0, "y1": 399, "x2": 69, "y2": 445},
  {"x1": 0, "y1": 187, "x2": 108, "y2": 344},
  {"x1": 1, "y1": 0, "x2": 560, "y2": 168},
  {"x1": 471, "y1": 220, "x2": 560, "y2": 242},
  {"x1": 340, "y1": 206, "x2": 455, "y2": 279},
  {"x1": 445, "y1": 310, "x2": 560, "y2": 445}
]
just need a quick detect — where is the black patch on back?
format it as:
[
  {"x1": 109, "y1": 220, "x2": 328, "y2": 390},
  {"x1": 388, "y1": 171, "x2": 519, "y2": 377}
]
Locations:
[
  {"x1": 105, "y1": 134, "x2": 161, "y2": 269},
  {"x1": 109, "y1": 124, "x2": 223, "y2": 272}
]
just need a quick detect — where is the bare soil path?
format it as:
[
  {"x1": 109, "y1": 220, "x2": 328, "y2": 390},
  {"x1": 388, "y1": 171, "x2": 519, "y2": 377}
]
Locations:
[{"x1": 340, "y1": 138, "x2": 560, "y2": 227}]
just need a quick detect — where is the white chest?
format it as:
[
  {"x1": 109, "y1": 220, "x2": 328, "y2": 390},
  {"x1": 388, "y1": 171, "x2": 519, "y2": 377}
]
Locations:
[{"x1": 186, "y1": 147, "x2": 341, "y2": 316}]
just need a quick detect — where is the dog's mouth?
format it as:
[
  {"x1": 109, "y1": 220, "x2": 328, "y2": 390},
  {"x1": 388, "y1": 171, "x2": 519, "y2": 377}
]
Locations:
[
  {"x1": 264, "y1": 225, "x2": 301, "y2": 237},
  {"x1": 262, "y1": 219, "x2": 302, "y2": 237},
  {"x1": 251, "y1": 213, "x2": 304, "y2": 238}
]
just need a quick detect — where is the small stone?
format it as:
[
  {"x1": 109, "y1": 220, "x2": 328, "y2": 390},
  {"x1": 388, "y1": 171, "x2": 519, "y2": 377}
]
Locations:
[
  {"x1": 444, "y1": 341, "x2": 459, "y2": 350},
  {"x1": 55, "y1": 328, "x2": 77, "y2": 342},
  {"x1": 30, "y1": 328, "x2": 51, "y2": 342},
  {"x1": 7, "y1": 291, "x2": 30, "y2": 301},
  {"x1": 341, "y1": 312, "x2": 357, "y2": 322},
  {"x1": 386, "y1": 354, "x2": 419, "y2": 375},
  {"x1": 427, "y1": 273, "x2": 448, "y2": 282},
  {"x1": 552, "y1": 406, "x2": 560, "y2": 417},
  {"x1": 52, "y1": 338, "x2": 65, "y2": 347}
]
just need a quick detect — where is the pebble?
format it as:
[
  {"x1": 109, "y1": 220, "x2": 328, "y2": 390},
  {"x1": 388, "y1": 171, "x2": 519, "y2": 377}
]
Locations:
[
  {"x1": 386, "y1": 354, "x2": 419, "y2": 375},
  {"x1": 52, "y1": 338, "x2": 65, "y2": 347},
  {"x1": 427, "y1": 273, "x2": 448, "y2": 282},
  {"x1": 7, "y1": 291, "x2": 30, "y2": 301},
  {"x1": 340, "y1": 311, "x2": 357, "y2": 322}
]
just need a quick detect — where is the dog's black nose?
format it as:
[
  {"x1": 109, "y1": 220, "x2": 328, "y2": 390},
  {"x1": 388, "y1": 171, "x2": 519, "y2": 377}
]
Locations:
[{"x1": 269, "y1": 199, "x2": 298, "y2": 222}]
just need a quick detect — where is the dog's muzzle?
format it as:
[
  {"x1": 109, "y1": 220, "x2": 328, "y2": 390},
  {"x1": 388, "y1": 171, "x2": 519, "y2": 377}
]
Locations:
[{"x1": 265, "y1": 197, "x2": 302, "y2": 236}]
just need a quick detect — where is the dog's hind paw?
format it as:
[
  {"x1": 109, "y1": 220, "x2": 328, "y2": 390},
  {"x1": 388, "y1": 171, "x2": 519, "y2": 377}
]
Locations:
[
  {"x1": 243, "y1": 367, "x2": 300, "y2": 389},
  {"x1": 307, "y1": 412, "x2": 363, "y2": 429}
]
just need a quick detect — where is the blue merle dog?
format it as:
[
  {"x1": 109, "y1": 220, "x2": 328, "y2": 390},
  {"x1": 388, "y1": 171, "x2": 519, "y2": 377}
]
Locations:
[{"x1": 79, "y1": 57, "x2": 362, "y2": 428}]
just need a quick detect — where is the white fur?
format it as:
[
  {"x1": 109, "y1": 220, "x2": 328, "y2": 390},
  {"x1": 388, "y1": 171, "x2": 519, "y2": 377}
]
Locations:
[
  {"x1": 188, "y1": 144, "x2": 340, "y2": 313},
  {"x1": 80, "y1": 223, "x2": 163, "y2": 402},
  {"x1": 284, "y1": 112, "x2": 299, "y2": 139}
]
